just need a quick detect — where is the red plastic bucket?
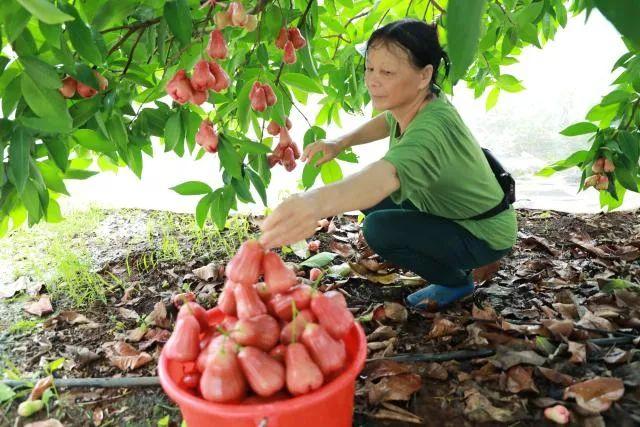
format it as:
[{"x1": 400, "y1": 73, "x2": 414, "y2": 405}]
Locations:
[{"x1": 158, "y1": 308, "x2": 367, "y2": 427}]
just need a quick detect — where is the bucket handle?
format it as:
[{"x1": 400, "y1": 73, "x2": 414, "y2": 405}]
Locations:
[{"x1": 257, "y1": 417, "x2": 269, "y2": 427}]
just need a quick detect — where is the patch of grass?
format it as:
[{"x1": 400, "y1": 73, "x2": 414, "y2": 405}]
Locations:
[{"x1": 8, "y1": 319, "x2": 41, "y2": 335}]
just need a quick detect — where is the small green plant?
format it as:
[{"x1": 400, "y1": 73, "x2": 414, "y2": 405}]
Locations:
[{"x1": 8, "y1": 319, "x2": 41, "y2": 335}]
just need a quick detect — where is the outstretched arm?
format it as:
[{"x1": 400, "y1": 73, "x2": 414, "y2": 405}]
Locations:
[{"x1": 259, "y1": 159, "x2": 400, "y2": 249}]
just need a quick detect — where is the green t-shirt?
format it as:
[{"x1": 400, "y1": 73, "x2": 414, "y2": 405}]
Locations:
[{"x1": 382, "y1": 95, "x2": 517, "y2": 251}]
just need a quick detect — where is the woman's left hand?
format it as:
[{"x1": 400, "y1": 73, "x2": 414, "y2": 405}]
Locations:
[{"x1": 258, "y1": 193, "x2": 321, "y2": 250}]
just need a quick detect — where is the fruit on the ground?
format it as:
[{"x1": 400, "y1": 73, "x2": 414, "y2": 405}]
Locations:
[
  {"x1": 200, "y1": 345, "x2": 247, "y2": 402},
  {"x1": 207, "y1": 29, "x2": 228, "y2": 60},
  {"x1": 230, "y1": 314, "x2": 280, "y2": 351},
  {"x1": 234, "y1": 282, "x2": 268, "y2": 319},
  {"x1": 166, "y1": 70, "x2": 193, "y2": 104},
  {"x1": 263, "y1": 251, "x2": 297, "y2": 294},
  {"x1": 288, "y1": 28, "x2": 307, "y2": 49},
  {"x1": 195, "y1": 119, "x2": 219, "y2": 153},
  {"x1": 276, "y1": 28, "x2": 288, "y2": 49},
  {"x1": 309, "y1": 267, "x2": 323, "y2": 281},
  {"x1": 283, "y1": 40, "x2": 297, "y2": 64},
  {"x1": 595, "y1": 174, "x2": 609, "y2": 190},
  {"x1": 301, "y1": 323, "x2": 346, "y2": 375},
  {"x1": 310, "y1": 292, "x2": 354, "y2": 339},
  {"x1": 59, "y1": 76, "x2": 77, "y2": 98},
  {"x1": 250, "y1": 81, "x2": 267, "y2": 112},
  {"x1": 218, "y1": 280, "x2": 238, "y2": 315},
  {"x1": 177, "y1": 301, "x2": 209, "y2": 330},
  {"x1": 308, "y1": 241, "x2": 320, "y2": 252},
  {"x1": 544, "y1": 405, "x2": 570, "y2": 424},
  {"x1": 226, "y1": 240, "x2": 264, "y2": 284},
  {"x1": 603, "y1": 158, "x2": 615, "y2": 173},
  {"x1": 237, "y1": 346, "x2": 286, "y2": 397},
  {"x1": 592, "y1": 157, "x2": 605, "y2": 173},
  {"x1": 285, "y1": 342, "x2": 323, "y2": 395},
  {"x1": 209, "y1": 61, "x2": 230, "y2": 92},
  {"x1": 17, "y1": 399, "x2": 44, "y2": 417},
  {"x1": 280, "y1": 309, "x2": 316, "y2": 344},
  {"x1": 163, "y1": 316, "x2": 200, "y2": 362},
  {"x1": 191, "y1": 60, "x2": 216, "y2": 91}
]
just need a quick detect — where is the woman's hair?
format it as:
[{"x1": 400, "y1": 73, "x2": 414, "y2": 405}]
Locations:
[{"x1": 365, "y1": 18, "x2": 450, "y2": 94}]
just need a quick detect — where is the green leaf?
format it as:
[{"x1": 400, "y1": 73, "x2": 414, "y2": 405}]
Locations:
[
  {"x1": 210, "y1": 187, "x2": 234, "y2": 229},
  {"x1": 559, "y1": 122, "x2": 599, "y2": 136},
  {"x1": 280, "y1": 73, "x2": 324, "y2": 94},
  {"x1": 320, "y1": 160, "x2": 343, "y2": 184},
  {"x1": 62, "y1": 4, "x2": 103, "y2": 65},
  {"x1": 246, "y1": 167, "x2": 267, "y2": 206},
  {"x1": 300, "y1": 252, "x2": 337, "y2": 268},
  {"x1": 600, "y1": 90, "x2": 632, "y2": 106},
  {"x1": 164, "y1": 111, "x2": 183, "y2": 152},
  {"x1": 20, "y1": 56, "x2": 61, "y2": 89},
  {"x1": 20, "y1": 116, "x2": 72, "y2": 134},
  {"x1": 231, "y1": 176, "x2": 254, "y2": 203},
  {"x1": 22, "y1": 180, "x2": 42, "y2": 225},
  {"x1": 72, "y1": 129, "x2": 115, "y2": 153},
  {"x1": 195, "y1": 193, "x2": 213, "y2": 228},
  {"x1": 496, "y1": 74, "x2": 525, "y2": 92},
  {"x1": 618, "y1": 131, "x2": 640, "y2": 165},
  {"x1": 218, "y1": 136, "x2": 243, "y2": 179},
  {"x1": 2, "y1": 75, "x2": 22, "y2": 117},
  {"x1": 39, "y1": 22, "x2": 61, "y2": 48},
  {"x1": 485, "y1": 86, "x2": 500, "y2": 110},
  {"x1": 45, "y1": 197, "x2": 63, "y2": 223},
  {"x1": 3, "y1": 5, "x2": 31, "y2": 42},
  {"x1": 0, "y1": 382, "x2": 16, "y2": 403},
  {"x1": 236, "y1": 80, "x2": 254, "y2": 133},
  {"x1": 447, "y1": 0, "x2": 487, "y2": 84},
  {"x1": 21, "y1": 74, "x2": 71, "y2": 125},
  {"x1": 171, "y1": 181, "x2": 212, "y2": 195},
  {"x1": 64, "y1": 169, "x2": 99, "y2": 180},
  {"x1": 302, "y1": 152, "x2": 322, "y2": 189},
  {"x1": 107, "y1": 115, "x2": 129, "y2": 152},
  {"x1": 615, "y1": 167, "x2": 638, "y2": 192},
  {"x1": 38, "y1": 162, "x2": 68, "y2": 195},
  {"x1": 16, "y1": 0, "x2": 74, "y2": 24},
  {"x1": 9, "y1": 127, "x2": 32, "y2": 194},
  {"x1": 44, "y1": 137, "x2": 69, "y2": 171},
  {"x1": 164, "y1": 0, "x2": 192, "y2": 47},
  {"x1": 236, "y1": 139, "x2": 271, "y2": 155},
  {"x1": 70, "y1": 96, "x2": 101, "y2": 128},
  {"x1": 594, "y1": 0, "x2": 640, "y2": 47}
]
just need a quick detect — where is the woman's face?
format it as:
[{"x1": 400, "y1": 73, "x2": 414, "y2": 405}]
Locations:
[{"x1": 364, "y1": 42, "x2": 432, "y2": 111}]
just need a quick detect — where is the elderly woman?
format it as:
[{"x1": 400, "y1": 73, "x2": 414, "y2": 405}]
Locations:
[{"x1": 259, "y1": 18, "x2": 517, "y2": 310}]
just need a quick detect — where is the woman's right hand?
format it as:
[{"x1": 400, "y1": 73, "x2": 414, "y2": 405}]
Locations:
[{"x1": 300, "y1": 139, "x2": 344, "y2": 167}]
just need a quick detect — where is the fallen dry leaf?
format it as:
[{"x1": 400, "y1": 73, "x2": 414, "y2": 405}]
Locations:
[
  {"x1": 569, "y1": 234, "x2": 617, "y2": 259},
  {"x1": 117, "y1": 307, "x2": 140, "y2": 321},
  {"x1": 463, "y1": 387, "x2": 519, "y2": 423},
  {"x1": 541, "y1": 319, "x2": 575, "y2": 339},
  {"x1": 65, "y1": 345, "x2": 100, "y2": 367},
  {"x1": 473, "y1": 260, "x2": 501, "y2": 284},
  {"x1": 568, "y1": 341, "x2": 587, "y2": 364},
  {"x1": 348, "y1": 262, "x2": 399, "y2": 285},
  {"x1": 329, "y1": 241, "x2": 355, "y2": 258},
  {"x1": 24, "y1": 420, "x2": 64, "y2": 427},
  {"x1": 490, "y1": 346, "x2": 546, "y2": 370},
  {"x1": 147, "y1": 302, "x2": 170, "y2": 328},
  {"x1": 365, "y1": 360, "x2": 413, "y2": 381},
  {"x1": 537, "y1": 367, "x2": 576, "y2": 387},
  {"x1": 126, "y1": 326, "x2": 148, "y2": 342},
  {"x1": 603, "y1": 348, "x2": 629, "y2": 365},
  {"x1": 553, "y1": 303, "x2": 579, "y2": 320},
  {"x1": 106, "y1": 342, "x2": 152, "y2": 371},
  {"x1": 193, "y1": 262, "x2": 224, "y2": 281},
  {"x1": 427, "y1": 316, "x2": 461, "y2": 339},
  {"x1": 564, "y1": 377, "x2": 625, "y2": 414},
  {"x1": 28, "y1": 376, "x2": 53, "y2": 401},
  {"x1": 373, "y1": 403, "x2": 423, "y2": 424},
  {"x1": 505, "y1": 366, "x2": 538, "y2": 393},
  {"x1": 423, "y1": 362, "x2": 448, "y2": 381},
  {"x1": 576, "y1": 311, "x2": 615, "y2": 332},
  {"x1": 372, "y1": 302, "x2": 407, "y2": 324},
  {"x1": 520, "y1": 234, "x2": 561, "y2": 256},
  {"x1": 366, "y1": 325, "x2": 397, "y2": 342},
  {"x1": 367, "y1": 373, "x2": 422, "y2": 404},
  {"x1": 24, "y1": 295, "x2": 53, "y2": 316},
  {"x1": 139, "y1": 328, "x2": 172, "y2": 351},
  {"x1": 472, "y1": 303, "x2": 498, "y2": 321}
]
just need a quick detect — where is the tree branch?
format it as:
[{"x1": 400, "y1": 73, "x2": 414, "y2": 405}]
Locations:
[{"x1": 121, "y1": 28, "x2": 146, "y2": 77}]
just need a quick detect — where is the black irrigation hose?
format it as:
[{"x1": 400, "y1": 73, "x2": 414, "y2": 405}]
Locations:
[{"x1": 2, "y1": 376, "x2": 160, "y2": 389}]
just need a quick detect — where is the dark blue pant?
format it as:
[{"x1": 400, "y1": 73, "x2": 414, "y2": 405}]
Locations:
[{"x1": 361, "y1": 197, "x2": 512, "y2": 287}]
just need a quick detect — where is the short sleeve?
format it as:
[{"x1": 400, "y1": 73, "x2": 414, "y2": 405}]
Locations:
[{"x1": 382, "y1": 126, "x2": 442, "y2": 204}]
